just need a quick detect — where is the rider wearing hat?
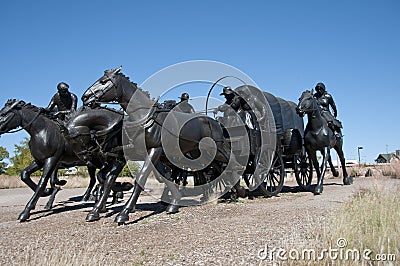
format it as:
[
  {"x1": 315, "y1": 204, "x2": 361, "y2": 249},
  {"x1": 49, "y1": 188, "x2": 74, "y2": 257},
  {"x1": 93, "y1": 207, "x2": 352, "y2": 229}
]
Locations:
[
  {"x1": 214, "y1": 86, "x2": 242, "y2": 114},
  {"x1": 313, "y1": 82, "x2": 342, "y2": 138},
  {"x1": 176, "y1": 92, "x2": 195, "y2": 113},
  {"x1": 46, "y1": 82, "x2": 78, "y2": 120}
]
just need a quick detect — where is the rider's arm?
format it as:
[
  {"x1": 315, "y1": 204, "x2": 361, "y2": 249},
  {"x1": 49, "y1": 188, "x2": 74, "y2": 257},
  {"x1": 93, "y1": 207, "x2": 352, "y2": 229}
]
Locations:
[
  {"x1": 327, "y1": 94, "x2": 337, "y2": 117},
  {"x1": 71, "y1": 93, "x2": 78, "y2": 111},
  {"x1": 46, "y1": 95, "x2": 57, "y2": 112}
]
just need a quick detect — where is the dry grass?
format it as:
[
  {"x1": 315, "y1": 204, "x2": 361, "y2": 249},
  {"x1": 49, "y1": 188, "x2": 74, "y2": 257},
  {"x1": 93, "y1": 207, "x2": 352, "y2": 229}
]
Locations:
[
  {"x1": 6, "y1": 234, "x2": 117, "y2": 266},
  {"x1": 0, "y1": 175, "x2": 134, "y2": 189},
  {"x1": 323, "y1": 186, "x2": 398, "y2": 263},
  {"x1": 343, "y1": 162, "x2": 400, "y2": 179},
  {"x1": 271, "y1": 183, "x2": 400, "y2": 265},
  {"x1": 382, "y1": 162, "x2": 400, "y2": 178},
  {"x1": 0, "y1": 175, "x2": 90, "y2": 189}
]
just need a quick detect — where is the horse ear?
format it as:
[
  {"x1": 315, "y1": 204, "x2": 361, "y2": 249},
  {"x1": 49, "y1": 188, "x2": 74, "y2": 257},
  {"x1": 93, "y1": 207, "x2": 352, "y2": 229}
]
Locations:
[
  {"x1": 8, "y1": 100, "x2": 22, "y2": 110},
  {"x1": 114, "y1": 66, "x2": 122, "y2": 74}
]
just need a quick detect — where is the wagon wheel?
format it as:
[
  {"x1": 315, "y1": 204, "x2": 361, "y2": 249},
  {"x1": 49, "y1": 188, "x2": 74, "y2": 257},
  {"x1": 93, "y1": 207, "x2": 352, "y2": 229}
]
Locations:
[
  {"x1": 294, "y1": 152, "x2": 313, "y2": 191},
  {"x1": 260, "y1": 151, "x2": 285, "y2": 197}
]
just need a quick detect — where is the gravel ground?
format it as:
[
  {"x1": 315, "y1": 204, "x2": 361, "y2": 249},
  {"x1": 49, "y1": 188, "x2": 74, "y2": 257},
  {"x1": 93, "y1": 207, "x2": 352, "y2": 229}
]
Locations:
[{"x1": 0, "y1": 176, "x2": 398, "y2": 265}]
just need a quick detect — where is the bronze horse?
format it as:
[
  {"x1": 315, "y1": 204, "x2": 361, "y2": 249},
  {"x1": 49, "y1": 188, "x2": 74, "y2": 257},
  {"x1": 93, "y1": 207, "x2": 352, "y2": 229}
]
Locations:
[
  {"x1": 82, "y1": 67, "x2": 245, "y2": 224},
  {"x1": 0, "y1": 99, "x2": 129, "y2": 222},
  {"x1": 296, "y1": 90, "x2": 352, "y2": 195}
]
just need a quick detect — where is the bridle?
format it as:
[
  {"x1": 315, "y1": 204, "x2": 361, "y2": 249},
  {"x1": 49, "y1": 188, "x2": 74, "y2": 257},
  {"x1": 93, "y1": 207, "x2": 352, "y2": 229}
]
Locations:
[
  {"x1": 298, "y1": 93, "x2": 320, "y2": 116},
  {"x1": 0, "y1": 101, "x2": 43, "y2": 134},
  {"x1": 87, "y1": 74, "x2": 124, "y2": 106}
]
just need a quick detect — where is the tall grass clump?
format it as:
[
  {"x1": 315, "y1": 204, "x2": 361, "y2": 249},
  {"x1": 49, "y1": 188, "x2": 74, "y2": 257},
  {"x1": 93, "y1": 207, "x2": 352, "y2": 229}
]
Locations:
[
  {"x1": 382, "y1": 162, "x2": 400, "y2": 178},
  {"x1": 5, "y1": 235, "x2": 116, "y2": 266},
  {"x1": 315, "y1": 185, "x2": 400, "y2": 264}
]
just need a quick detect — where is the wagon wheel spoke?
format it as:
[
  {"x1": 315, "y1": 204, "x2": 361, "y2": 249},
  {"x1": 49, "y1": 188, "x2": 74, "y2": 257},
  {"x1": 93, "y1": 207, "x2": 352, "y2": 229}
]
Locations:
[
  {"x1": 294, "y1": 152, "x2": 313, "y2": 191},
  {"x1": 261, "y1": 152, "x2": 285, "y2": 197}
]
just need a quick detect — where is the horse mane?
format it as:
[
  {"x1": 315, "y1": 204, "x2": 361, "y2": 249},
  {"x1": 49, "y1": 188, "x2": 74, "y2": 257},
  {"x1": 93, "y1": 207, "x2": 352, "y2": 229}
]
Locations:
[
  {"x1": 6, "y1": 99, "x2": 56, "y2": 120},
  {"x1": 113, "y1": 71, "x2": 151, "y2": 99}
]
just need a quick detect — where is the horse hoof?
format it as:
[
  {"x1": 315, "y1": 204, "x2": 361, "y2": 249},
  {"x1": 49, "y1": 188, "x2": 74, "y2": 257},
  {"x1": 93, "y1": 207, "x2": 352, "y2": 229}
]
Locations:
[
  {"x1": 86, "y1": 212, "x2": 100, "y2": 222},
  {"x1": 166, "y1": 204, "x2": 180, "y2": 214},
  {"x1": 18, "y1": 212, "x2": 30, "y2": 222},
  {"x1": 114, "y1": 214, "x2": 129, "y2": 224},
  {"x1": 55, "y1": 179, "x2": 67, "y2": 186},
  {"x1": 343, "y1": 177, "x2": 353, "y2": 185},
  {"x1": 236, "y1": 186, "x2": 246, "y2": 198},
  {"x1": 314, "y1": 186, "x2": 323, "y2": 195},
  {"x1": 333, "y1": 171, "x2": 339, "y2": 178},
  {"x1": 121, "y1": 182, "x2": 133, "y2": 191},
  {"x1": 41, "y1": 188, "x2": 53, "y2": 197}
]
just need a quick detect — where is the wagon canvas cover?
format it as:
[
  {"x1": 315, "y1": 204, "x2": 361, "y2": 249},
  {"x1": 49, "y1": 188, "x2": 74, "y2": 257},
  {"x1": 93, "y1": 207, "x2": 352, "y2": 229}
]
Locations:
[{"x1": 263, "y1": 92, "x2": 304, "y2": 137}]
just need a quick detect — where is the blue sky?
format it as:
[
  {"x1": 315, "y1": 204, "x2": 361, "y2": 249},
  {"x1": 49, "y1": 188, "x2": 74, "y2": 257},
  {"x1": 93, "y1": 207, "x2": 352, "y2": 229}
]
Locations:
[{"x1": 0, "y1": 1, "x2": 399, "y2": 163}]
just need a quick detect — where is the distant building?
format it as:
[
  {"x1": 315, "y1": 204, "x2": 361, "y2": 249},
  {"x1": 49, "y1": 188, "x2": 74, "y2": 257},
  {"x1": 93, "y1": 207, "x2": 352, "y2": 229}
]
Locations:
[{"x1": 375, "y1": 151, "x2": 400, "y2": 163}]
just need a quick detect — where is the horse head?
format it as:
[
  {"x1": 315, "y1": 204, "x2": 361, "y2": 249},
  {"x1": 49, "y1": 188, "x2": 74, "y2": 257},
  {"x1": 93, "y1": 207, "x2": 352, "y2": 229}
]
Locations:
[
  {"x1": 0, "y1": 99, "x2": 25, "y2": 133},
  {"x1": 82, "y1": 66, "x2": 124, "y2": 106},
  {"x1": 296, "y1": 90, "x2": 316, "y2": 117}
]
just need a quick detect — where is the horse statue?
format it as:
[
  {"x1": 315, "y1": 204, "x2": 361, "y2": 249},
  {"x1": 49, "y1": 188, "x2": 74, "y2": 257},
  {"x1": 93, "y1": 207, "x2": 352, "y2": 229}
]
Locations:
[
  {"x1": 0, "y1": 99, "x2": 130, "y2": 222},
  {"x1": 82, "y1": 67, "x2": 246, "y2": 224},
  {"x1": 296, "y1": 90, "x2": 352, "y2": 195}
]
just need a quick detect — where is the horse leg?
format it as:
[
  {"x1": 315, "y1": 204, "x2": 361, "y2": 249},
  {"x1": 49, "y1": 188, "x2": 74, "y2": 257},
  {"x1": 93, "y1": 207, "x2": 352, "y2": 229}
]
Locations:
[
  {"x1": 155, "y1": 161, "x2": 182, "y2": 214},
  {"x1": 328, "y1": 155, "x2": 339, "y2": 177},
  {"x1": 18, "y1": 157, "x2": 58, "y2": 222},
  {"x1": 86, "y1": 159, "x2": 125, "y2": 222},
  {"x1": 334, "y1": 143, "x2": 352, "y2": 185},
  {"x1": 308, "y1": 150, "x2": 320, "y2": 194},
  {"x1": 95, "y1": 163, "x2": 111, "y2": 203},
  {"x1": 233, "y1": 181, "x2": 246, "y2": 198},
  {"x1": 45, "y1": 169, "x2": 62, "y2": 210},
  {"x1": 21, "y1": 160, "x2": 42, "y2": 193},
  {"x1": 82, "y1": 166, "x2": 97, "y2": 201},
  {"x1": 51, "y1": 167, "x2": 67, "y2": 186},
  {"x1": 114, "y1": 147, "x2": 162, "y2": 224},
  {"x1": 314, "y1": 147, "x2": 330, "y2": 195}
]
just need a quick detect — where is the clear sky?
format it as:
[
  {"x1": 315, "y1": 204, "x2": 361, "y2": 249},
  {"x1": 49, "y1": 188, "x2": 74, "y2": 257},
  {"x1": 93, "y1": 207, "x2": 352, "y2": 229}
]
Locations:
[{"x1": 0, "y1": 0, "x2": 399, "y2": 163}]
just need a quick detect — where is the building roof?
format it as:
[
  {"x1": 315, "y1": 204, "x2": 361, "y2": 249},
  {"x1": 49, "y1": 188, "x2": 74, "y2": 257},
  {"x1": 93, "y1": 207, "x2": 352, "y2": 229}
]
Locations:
[{"x1": 375, "y1": 153, "x2": 396, "y2": 163}]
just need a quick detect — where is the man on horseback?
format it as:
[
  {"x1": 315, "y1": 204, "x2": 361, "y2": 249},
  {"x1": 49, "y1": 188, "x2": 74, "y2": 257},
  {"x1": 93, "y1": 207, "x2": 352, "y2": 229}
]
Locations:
[
  {"x1": 45, "y1": 82, "x2": 78, "y2": 121},
  {"x1": 313, "y1": 82, "x2": 342, "y2": 138}
]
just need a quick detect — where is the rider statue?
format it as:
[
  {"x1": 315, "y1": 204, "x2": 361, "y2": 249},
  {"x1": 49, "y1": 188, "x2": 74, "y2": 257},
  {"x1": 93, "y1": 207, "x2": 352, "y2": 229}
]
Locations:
[
  {"x1": 313, "y1": 82, "x2": 342, "y2": 138},
  {"x1": 176, "y1": 92, "x2": 195, "y2": 113},
  {"x1": 45, "y1": 82, "x2": 78, "y2": 121},
  {"x1": 214, "y1": 86, "x2": 241, "y2": 114}
]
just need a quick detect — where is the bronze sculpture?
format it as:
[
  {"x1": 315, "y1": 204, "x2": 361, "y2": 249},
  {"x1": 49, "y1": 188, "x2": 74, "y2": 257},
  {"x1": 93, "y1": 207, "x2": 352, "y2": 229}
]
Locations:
[
  {"x1": 0, "y1": 100, "x2": 131, "y2": 222},
  {"x1": 313, "y1": 82, "x2": 342, "y2": 138},
  {"x1": 176, "y1": 92, "x2": 195, "y2": 113},
  {"x1": 296, "y1": 90, "x2": 352, "y2": 195},
  {"x1": 82, "y1": 67, "x2": 247, "y2": 224},
  {"x1": 45, "y1": 82, "x2": 78, "y2": 121}
]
